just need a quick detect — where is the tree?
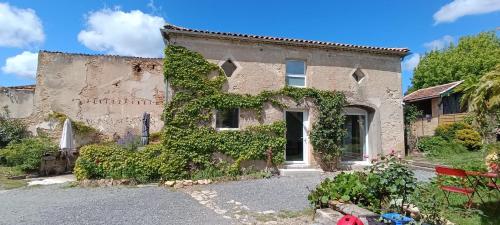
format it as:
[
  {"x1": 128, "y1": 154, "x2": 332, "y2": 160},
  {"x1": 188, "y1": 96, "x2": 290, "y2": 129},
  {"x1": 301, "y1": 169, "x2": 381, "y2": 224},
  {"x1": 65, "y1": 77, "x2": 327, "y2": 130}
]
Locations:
[
  {"x1": 409, "y1": 32, "x2": 500, "y2": 93},
  {"x1": 455, "y1": 65, "x2": 500, "y2": 142}
]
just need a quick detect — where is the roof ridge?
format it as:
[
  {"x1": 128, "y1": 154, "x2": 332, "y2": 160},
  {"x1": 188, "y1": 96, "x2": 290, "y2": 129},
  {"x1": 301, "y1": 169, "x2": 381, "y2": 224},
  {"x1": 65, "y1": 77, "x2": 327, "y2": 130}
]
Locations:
[
  {"x1": 410, "y1": 80, "x2": 463, "y2": 93},
  {"x1": 162, "y1": 24, "x2": 409, "y2": 56},
  {"x1": 39, "y1": 50, "x2": 163, "y2": 60}
]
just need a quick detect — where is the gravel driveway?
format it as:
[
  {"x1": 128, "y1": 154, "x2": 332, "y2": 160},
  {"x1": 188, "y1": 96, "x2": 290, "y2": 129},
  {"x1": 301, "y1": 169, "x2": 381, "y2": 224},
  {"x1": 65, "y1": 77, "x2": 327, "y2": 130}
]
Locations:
[
  {"x1": 0, "y1": 169, "x2": 433, "y2": 225},
  {"x1": 0, "y1": 185, "x2": 231, "y2": 225}
]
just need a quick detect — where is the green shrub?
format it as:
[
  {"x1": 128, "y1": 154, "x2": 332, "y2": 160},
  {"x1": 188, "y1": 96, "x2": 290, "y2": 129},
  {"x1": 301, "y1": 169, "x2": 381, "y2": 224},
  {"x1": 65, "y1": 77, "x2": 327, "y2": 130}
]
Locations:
[
  {"x1": 434, "y1": 122, "x2": 472, "y2": 141},
  {"x1": 417, "y1": 136, "x2": 467, "y2": 156},
  {"x1": 308, "y1": 154, "x2": 417, "y2": 213},
  {"x1": 367, "y1": 154, "x2": 417, "y2": 213},
  {"x1": 0, "y1": 118, "x2": 29, "y2": 148},
  {"x1": 0, "y1": 137, "x2": 57, "y2": 171},
  {"x1": 454, "y1": 129, "x2": 482, "y2": 150},
  {"x1": 410, "y1": 183, "x2": 446, "y2": 225},
  {"x1": 74, "y1": 143, "x2": 164, "y2": 182},
  {"x1": 308, "y1": 172, "x2": 374, "y2": 208},
  {"x1": 191, "y1": 164, "x2": 226, "y2": 180}
]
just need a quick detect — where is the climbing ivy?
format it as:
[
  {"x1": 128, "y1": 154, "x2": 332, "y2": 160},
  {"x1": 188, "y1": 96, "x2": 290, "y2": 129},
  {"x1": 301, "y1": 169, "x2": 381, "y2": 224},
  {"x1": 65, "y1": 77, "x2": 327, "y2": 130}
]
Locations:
[{"x1": 162, "y1": 45, "x2": 347, "y2": 175}]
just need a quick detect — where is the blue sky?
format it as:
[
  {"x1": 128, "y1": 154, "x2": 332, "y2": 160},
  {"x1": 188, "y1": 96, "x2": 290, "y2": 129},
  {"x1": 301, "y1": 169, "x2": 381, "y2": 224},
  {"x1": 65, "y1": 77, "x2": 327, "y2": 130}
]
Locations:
[{"x1": 1, "y1": 0, "x2": 499, "y2": 93}]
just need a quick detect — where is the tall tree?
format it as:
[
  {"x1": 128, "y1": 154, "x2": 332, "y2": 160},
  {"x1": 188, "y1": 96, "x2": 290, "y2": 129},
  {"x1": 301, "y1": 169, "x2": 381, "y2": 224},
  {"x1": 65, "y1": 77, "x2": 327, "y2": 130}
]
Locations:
[
  {"x1": 409, "y1": 32, "x2": 500, "y2": 93},
  {"x1": 455, "y1": 65, "x2": 500, "y2": 142}
]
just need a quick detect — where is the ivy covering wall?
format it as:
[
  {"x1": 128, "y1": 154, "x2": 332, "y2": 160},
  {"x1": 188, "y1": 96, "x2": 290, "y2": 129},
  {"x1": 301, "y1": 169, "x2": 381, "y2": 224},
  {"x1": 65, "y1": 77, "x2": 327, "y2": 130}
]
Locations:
[
  {"x1": 162, "y1": 45, "x2": 347, "y2": 175},
  {"x1": 75, "y1": 45, "x2": 348, "y2": 181}
]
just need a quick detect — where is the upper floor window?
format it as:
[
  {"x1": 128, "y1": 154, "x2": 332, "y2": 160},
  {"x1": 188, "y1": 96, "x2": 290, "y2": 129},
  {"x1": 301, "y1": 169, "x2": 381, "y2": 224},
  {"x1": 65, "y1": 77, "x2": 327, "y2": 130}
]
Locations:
[
  {"x1": 286, "y1": 60, "x2": 306, "y2": 87},
  {"x1": 216, "y1": 108, "x2": 239, "y2": 129}
]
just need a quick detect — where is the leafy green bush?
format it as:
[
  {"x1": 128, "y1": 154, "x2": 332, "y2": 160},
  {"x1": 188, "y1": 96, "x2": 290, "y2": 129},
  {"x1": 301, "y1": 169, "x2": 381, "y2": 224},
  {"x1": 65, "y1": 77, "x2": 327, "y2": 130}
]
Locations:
[
  {"x1": 434, "y1": 122, "x2": 471, "y2": 141},
  {"x1": 410, "y1": 183, "x2": 446, "y2": 225},
  {"x1": 74, "y1": 143, "x2": 164, "y2": 182},
  {"x1": 308, "y1": 172, "x2": 374, "y2": 208},
  {"x1": 0, "y1": 137, "x2": 57, "y2": 171},
  {"x1": 367, "y1": 154, "x2": 417, "y2": 213},
  {"x1": 417, "y1": 136, "x2": 467, "y2": 156},
  {"x1": 454, "y1": 128, "x2": 482, "y2": 150},
  {"x1": 0, "y1": 118, "x2": 29, "y2": 148},
  {"x1": 309, "y1": 155, "x2": 417, "y2": 213}
]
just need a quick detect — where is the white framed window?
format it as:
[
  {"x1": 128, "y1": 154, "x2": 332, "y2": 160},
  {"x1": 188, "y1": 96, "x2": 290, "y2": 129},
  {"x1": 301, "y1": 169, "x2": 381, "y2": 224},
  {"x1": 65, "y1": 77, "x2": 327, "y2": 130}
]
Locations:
[
  {"x1": 286, "y1": 60, "x2": 306, "y2": 87},
  {"x1": 216, "y1": 108, "x2": 239, "y2": 130}
]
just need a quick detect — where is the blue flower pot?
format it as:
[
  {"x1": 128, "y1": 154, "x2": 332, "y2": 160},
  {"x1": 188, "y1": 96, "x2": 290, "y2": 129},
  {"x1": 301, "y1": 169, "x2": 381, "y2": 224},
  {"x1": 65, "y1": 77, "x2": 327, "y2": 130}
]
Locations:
[{"x1": 381, "y1": 213, "x2": 413, "y2": 225}]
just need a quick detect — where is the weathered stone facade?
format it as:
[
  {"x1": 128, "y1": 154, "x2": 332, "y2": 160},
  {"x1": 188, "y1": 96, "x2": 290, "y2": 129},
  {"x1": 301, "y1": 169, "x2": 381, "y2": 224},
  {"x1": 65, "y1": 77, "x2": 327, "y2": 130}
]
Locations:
[
  {"x1": 31, "y1": 51, "x2": 165, "y2": 137},
  {"x1": 0, "y1": 85, "x2": 35, "y2": 119},
  {"x1": 1, "y1": 25, "x2": 407, "y2": 167},
  {"x1": 161, "y1": 25, "x2": 407, "y2": 166}
]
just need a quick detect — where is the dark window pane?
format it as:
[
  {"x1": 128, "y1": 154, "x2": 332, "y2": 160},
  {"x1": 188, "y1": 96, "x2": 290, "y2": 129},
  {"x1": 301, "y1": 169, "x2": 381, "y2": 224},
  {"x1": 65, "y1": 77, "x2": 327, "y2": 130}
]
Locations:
[
  {"x1": 442, "y1": 93, "x2": 465, "y2": 114},
  {"x1": 221, "y1": 60, "x2": 237, "y2": 77},
  {"x1": 216, "y1": 109, "x2": 239, "y2": 128}
]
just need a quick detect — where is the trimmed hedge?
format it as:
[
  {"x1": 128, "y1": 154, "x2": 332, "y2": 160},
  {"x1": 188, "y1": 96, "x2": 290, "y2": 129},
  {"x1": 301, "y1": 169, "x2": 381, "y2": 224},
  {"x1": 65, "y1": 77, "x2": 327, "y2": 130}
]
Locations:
[{"x1": 74, "y1": 143, "x2": 168, "y2": 182}]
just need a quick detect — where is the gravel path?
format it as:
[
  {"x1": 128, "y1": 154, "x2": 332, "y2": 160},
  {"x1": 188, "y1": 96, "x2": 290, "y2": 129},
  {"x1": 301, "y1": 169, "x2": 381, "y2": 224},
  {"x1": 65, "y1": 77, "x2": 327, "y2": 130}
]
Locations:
[
  {"x1": 206, "y1": 175, "x2": 323, "y2": 212},
  {"x1": 413, "y1": 169, "x2": 435, "y2": 182},
  {"x1": 0, "y1": 170, "x2": 433, "y2": 225},
  {"x1": 0, "y1": 185, "x2": 231, "y2": 225}
]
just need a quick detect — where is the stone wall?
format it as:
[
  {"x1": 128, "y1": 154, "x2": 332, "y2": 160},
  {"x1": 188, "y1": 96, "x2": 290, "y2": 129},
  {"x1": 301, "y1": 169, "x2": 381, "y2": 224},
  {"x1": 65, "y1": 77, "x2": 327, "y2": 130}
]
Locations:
[
  {"x1": 167, "y1": 34, "x2": 405, "y2": 164},
  {"x1": 0, "y1": 85, "x2": 35, "y2": 118},
  {"x1": 32, "y1": 51, "x2": 165, "y2": 137}
]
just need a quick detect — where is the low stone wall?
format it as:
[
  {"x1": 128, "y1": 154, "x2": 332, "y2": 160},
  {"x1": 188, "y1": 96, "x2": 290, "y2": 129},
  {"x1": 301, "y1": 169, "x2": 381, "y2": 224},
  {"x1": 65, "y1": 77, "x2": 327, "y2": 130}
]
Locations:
[{"x1": 39, "y1": 151, "x2": 78, "y2": 176}]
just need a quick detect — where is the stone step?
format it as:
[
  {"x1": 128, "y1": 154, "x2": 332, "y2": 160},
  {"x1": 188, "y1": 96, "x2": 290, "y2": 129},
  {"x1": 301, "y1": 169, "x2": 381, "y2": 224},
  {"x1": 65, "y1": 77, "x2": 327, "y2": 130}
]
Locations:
[
  {"x1": 313, "y1": 208, "x2": 343, "y2": 225},
  {"x1": 278, "y1": 168, "x2": 323, "y2": 177},
  {"x1": 329, "y1": 201, "x2": 384, "y2": 225}
]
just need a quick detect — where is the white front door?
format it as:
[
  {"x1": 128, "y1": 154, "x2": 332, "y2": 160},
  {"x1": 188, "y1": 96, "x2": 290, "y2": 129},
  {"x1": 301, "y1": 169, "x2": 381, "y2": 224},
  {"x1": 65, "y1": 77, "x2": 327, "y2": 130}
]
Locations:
[
  {"x1": 285, "y1": 110, "x2": 309, "y2": 164},
  {"x1": 342, "y1": 108, "x2": 369, "y2": 162}
]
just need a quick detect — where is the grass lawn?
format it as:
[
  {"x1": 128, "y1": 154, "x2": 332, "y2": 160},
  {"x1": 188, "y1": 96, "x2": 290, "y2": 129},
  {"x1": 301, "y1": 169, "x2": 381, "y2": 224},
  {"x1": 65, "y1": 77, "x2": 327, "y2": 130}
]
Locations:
[
  {"x1": 427, "y1": 150, "x2": 487, "y2": 171},
  {"x1": 419, "y1": 182, "x2": 500, "y2": 225},
  {"x1": 421, "y1": 150, "x2": 499, "y2": 224},
  {"x1": 0, "y1": 166, "x2": 27, "y2": 190}
]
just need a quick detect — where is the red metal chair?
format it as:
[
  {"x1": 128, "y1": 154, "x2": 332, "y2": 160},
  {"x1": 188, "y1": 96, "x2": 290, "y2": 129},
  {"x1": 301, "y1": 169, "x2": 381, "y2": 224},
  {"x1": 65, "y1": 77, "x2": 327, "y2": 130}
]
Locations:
[{"x1": 435, "y1": 166, "x2": 483, "y2": 208}]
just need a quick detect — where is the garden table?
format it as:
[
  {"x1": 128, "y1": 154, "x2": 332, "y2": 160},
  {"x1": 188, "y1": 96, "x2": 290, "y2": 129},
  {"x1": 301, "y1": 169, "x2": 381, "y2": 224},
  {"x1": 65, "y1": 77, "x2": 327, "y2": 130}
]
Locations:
[{"x1": 466, "y1": 171, "x2": 499, "y2": 194}]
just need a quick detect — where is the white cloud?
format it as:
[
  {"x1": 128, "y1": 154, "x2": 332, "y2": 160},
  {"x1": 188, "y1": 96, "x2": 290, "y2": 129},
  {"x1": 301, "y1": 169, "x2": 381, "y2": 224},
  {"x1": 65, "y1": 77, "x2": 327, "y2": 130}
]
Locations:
[
  {"x1": 434, "y1": 0, "x2": 500, "y2": 24},
  {"x1": 0, "y1": 2, "x2": 44, "y2": 48},
  {"x1": 424, "y1": 35, "x2": 454, "y2": 51},
  {"x1": 78, "y1": 9, "x2": 165, "y2": 57},
  {"x1": 2, "y1": 51, "x2": 38, "y2": 78},
  {"x1": 403, "y1": 53, "x2": 420, "y2": 72}
]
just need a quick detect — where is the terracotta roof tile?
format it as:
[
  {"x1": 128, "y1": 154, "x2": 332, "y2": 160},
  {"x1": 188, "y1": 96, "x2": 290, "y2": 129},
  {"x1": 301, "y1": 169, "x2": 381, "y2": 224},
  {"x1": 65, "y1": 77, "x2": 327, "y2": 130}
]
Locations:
[
  {"x1": 162, "y1": 24, "x2": 409, "y2": 56},
  {"x1": 403, "y1": 81, "x2": 463, "y2": 102},
  {"x1": 0, "y1": 84, "x2": 36, "y2": 91}
]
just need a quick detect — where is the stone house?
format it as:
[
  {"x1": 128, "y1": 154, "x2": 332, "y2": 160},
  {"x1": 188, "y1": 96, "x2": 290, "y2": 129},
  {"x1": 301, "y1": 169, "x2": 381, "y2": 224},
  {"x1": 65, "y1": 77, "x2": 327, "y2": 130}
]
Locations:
[
  {"x1": 161, "y1": 24, "x2": 409, "y2": 167},
  {"x1": 1, "y1": 24, "x2": 409, "y2": 168},
  {"x1": 403, "y1": 80, "x2": 466, "y2": 137}
]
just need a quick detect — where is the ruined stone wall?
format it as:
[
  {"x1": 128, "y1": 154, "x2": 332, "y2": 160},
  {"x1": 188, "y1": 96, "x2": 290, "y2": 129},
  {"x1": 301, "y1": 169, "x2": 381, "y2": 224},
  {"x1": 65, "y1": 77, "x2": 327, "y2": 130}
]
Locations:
[
  {"x1": 0, "y1": 86, "x2": 34, "y2": 119},
  {"x1": 33, "y1": 51, "x2": 165, "y2": 137},
  {"x1": 168, "y1": 35, "x2": 405, "y2": 161}
]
